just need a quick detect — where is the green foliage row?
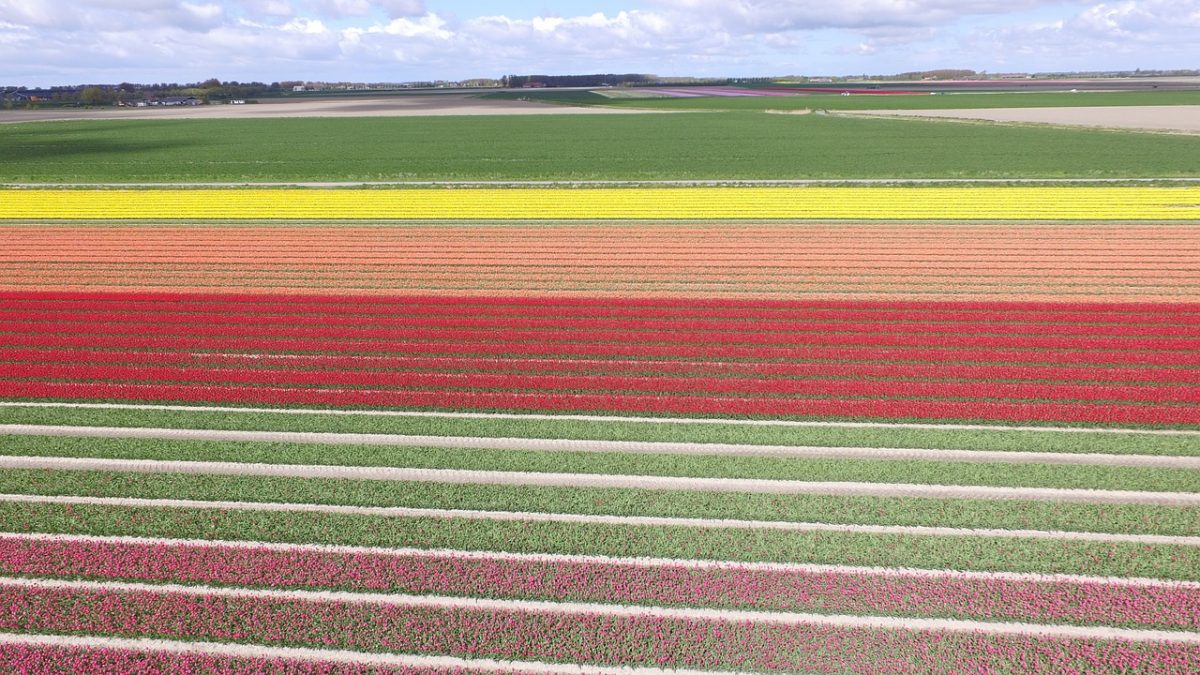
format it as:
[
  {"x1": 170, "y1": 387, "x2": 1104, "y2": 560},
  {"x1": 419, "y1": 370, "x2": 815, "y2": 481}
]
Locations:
[
  {"x1": 5, "y1": 405, "x2": 1196, "y2": 455},
  {"x1": 2, "y1": 435, "x2": 1196, "y2": 493},
  {"x1": 4, "y1": 468, "x2": 1196, "y2": 536},
  {"x1": 3, "y1": 501, "x2": 1196, "y2": 579},
  {"x1": 3, "y1": 111, "x2": 1199, "y2": 182}
]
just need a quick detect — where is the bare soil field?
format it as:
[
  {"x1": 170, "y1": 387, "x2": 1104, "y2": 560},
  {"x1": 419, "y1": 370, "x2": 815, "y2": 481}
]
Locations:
[
  {"x1": 850, "y1": 105, "x2": 1200, "y2": 134},
  {"x1": 0, "y1": 94, "x2": 658, "y2": 123}
]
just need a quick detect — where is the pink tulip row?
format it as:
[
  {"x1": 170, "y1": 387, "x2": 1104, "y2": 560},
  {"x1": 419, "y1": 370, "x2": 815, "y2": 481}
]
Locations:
[
  {"x1": 0, "y1": 538, "x2": 1195, "y2": 631},
  {"x1": 0, "y1": 643, "x2": 519, "y2": 674},
  {"x1": 1, "y1": 584, "x2": 1197, "y2": 673}
]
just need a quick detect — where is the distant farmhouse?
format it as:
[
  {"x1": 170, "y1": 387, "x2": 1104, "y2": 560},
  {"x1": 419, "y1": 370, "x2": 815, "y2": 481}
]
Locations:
[
  {"x1": 1, "y1": 88, "x2": 55, "y2": 103},
  {"x1": 152, "y1": 95, "x2": 200, "y2": 106}
]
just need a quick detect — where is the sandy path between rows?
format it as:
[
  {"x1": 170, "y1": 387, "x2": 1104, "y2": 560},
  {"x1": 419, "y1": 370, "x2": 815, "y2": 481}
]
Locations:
[
  {"x1": 7, "y1": 424, "x2": 1198, "y2": 469},
  {"x1": 0, "y1": 94, "x2": 658, "y2": 124},
  {"x1": 851, "y1": 105, "x2": 1200, "y2": 134}
]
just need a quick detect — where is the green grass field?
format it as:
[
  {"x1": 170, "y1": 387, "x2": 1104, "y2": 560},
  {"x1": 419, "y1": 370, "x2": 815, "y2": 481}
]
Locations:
[{"x1": 3, "y1": 109, "x2": 1199, "y2": 182}]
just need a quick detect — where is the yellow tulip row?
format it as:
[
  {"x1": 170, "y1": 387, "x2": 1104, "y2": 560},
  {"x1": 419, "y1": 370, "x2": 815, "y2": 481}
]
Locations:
[{"x1": 2, "y1": 187, "x2": 1199, "y2": 220}]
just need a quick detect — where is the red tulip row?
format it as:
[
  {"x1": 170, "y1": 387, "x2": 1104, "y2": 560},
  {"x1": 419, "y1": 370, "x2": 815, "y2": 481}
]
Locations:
[
  {"x1": 6, "y1": 296, "x2": 1198, "y2": 326},
  {"x1": 8, "y1": 362, "x2": 1198, "y2": 404},
  {"x1": 5, "y1": 332, "x2": 1194, "y2": 366},
  {"x1": 6, "y1": 318, "x2": 1197, "y2": 351},
  {"x1": 7, "y1": 347, "x2": 1198, "y2": 384},
  {"x1": 5, "y1": 380, "x2": 1197, "y2": 423}
]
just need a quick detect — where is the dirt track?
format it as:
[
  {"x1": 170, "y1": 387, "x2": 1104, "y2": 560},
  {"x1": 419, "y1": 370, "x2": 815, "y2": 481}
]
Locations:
[
  {"x1": 852, "y1": 105, "x2": 1200, "y2": 134},
  {"x1": 0, "y1": 94, "x2": 657, "y2": 123}
]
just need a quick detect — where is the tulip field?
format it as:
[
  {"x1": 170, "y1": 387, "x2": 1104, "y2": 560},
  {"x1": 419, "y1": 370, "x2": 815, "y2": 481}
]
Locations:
[
  {"x1": 3, "y1": 186, "x2": 1200, "y2": 220},
  {"x1": 1, "y1": 183, "x2": 1199, "y2": 673}
]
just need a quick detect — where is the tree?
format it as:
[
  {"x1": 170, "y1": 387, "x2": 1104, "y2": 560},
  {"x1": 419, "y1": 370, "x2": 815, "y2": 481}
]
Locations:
[{"x1": 80, "y1": 86, "x2": 109, "y2": 106}]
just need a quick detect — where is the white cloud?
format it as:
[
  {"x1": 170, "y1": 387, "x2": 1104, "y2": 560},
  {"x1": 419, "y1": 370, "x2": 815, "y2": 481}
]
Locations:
[
  {"x1": 377, "y1": 0, "x2": 424, "y2": 18},
  {"x1": 3, "y1": 1, "x2": 1198, "y2": 86},
  {"x1": 967, "y1": 0, "x2": 1200, "y2": 66},
  {"x1": 648, "y1": 0, "x2": 1055, "y2": 31}
]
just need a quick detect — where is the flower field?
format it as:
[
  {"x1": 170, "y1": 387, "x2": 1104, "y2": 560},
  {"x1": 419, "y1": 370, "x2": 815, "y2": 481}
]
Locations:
[
  {"x1": 3, "y1": 222, "x2": 1199, "y2": 301},
  {"x1": 2, "y1": 186, "x2": 1200, "y2": 220},
  {"x1": 1, "y1": 187, "x2": 1199, "y2": 673}
]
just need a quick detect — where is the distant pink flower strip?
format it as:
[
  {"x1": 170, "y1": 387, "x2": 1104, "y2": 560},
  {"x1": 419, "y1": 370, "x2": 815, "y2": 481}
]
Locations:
[
  {"x1": 2, "y1": 585, "x2": 1198, "y2": 673},
  {"x1": 0, "y1": 538, "x2": 1195, "y2": 631}
]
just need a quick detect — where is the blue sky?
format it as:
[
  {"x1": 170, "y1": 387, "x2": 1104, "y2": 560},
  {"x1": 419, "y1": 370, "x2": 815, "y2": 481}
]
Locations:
[{"x1": 2, "y1": 1, "x2": 1197, "y2": 87}]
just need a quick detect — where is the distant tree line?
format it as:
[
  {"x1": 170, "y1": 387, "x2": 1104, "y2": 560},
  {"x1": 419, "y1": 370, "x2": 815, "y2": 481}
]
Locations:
[
  {"x1": 3, "y1": 79, "x2": 295, "y2": 107},
  {"x1": 501, "y1": 74, "x2": 655, "y2": 88}
]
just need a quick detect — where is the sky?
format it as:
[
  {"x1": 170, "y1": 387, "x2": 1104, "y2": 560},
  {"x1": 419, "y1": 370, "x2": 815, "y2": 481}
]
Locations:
[{"x1": 1, "y1": 1, "x2": 1198, "y2": 87}]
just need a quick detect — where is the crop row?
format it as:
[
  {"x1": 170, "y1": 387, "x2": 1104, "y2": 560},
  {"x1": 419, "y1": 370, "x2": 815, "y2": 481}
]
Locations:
[
  {"x1": 6, "y1": 499, "x2": 1199, "y2": 579},
  {"x1": 10, "y1": 309, "x2": 1200, "y2": 337},
  {"x1": 8, "y1": 402, "x2": 1197, "y2": 457},
  {"x1": 3, "y1": 187, "x2": 1199, "y2": 220},
  {"x1": 8, "y1": 348, "x2": 1200, "y2": 384},
  {"x1": 6, "y1": 380, "x2": 1197, "y2": 423},
  {"x1": 10, "y1": 362, "x2": 1200, "y2": 403},
  {"x1": 3, "y1": 536, "x2": 1195, "y2": 630},
  {"x1": 8, "y1": 332, "x2": 1196, "y2": 367},
  {"x1": 2, "y1": 582, "x2": 1198, "y2": 673},
  {"x1": 7, "y1": 289, "x2": 1195, "y2": 316},
  {"x1": 9, "y1": 318, "x2": 1200, "y2": 351},
  {"x1": 0, "y1": 643, "x2": 423, "y2": 675},
  {"x1": 4, "y1": 461, "x2": 1194, "y2": 535}
]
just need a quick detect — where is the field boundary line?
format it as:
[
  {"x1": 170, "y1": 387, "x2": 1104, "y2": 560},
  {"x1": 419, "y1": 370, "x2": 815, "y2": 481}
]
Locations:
[
  {"x1": 0, "y1": 632, "x2": 718, "y2": 675},
  {"x1": 3, "y1": 493, "x2": 1196, "y2": 546},
  {"x1": 4, "y1": 531, "x2": 1194, "y2": 588},
  {"x1": 4, "y1": 455, "x2": 1197, "y2": 506},
  {"x1": 4, "y1": 402, "x2": 1197, "y2": 436},
  {"x1": 7, "y1": 424, "x2": 1199, "y2": 467},
  {"x1": 4, "y1": 576, "x2": 1199, "y2": 644}
]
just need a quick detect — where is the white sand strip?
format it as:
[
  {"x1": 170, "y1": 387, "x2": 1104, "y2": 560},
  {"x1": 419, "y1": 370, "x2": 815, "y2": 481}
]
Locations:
[
  {"x1": 6, "y1": 424, "x2": 1197, "y2": 468},
  {"x1": 2, "y1": 454, "x2": 1195, "y2": 506},
  {"x1": 3, "y1": 493, "x2": 1196, "y2": 546},
  {"x1": 4, "y1": 401, "x2": 1196, "y2": 436},
  {"x1": 3, "y1": 576, "x2": 1199, "y2": 644},
  {"x1": 0, "y1": 632, "x2": 715, "y2": 675},
  {"x1": 4, "y1": 531, "x2": 1195, "y2": 589}
]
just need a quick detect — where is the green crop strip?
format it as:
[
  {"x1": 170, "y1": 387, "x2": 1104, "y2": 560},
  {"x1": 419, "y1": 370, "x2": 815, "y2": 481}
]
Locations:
[
  {"x1": 5, "y1": 405, "x2": 1197, "y2": 456},
  {"x1": 4, "y1": 113, "x2": 1200, "y2": 183},
  {"x1": 2, "y1": 435, "x2": 1197, "y2": 493},
  {"x1": 2, "y1": 501, "x2": 1196, "y2": 579},
  {"x1": 3, "y1": 469, "x2": 1196, "y2": 536}
]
